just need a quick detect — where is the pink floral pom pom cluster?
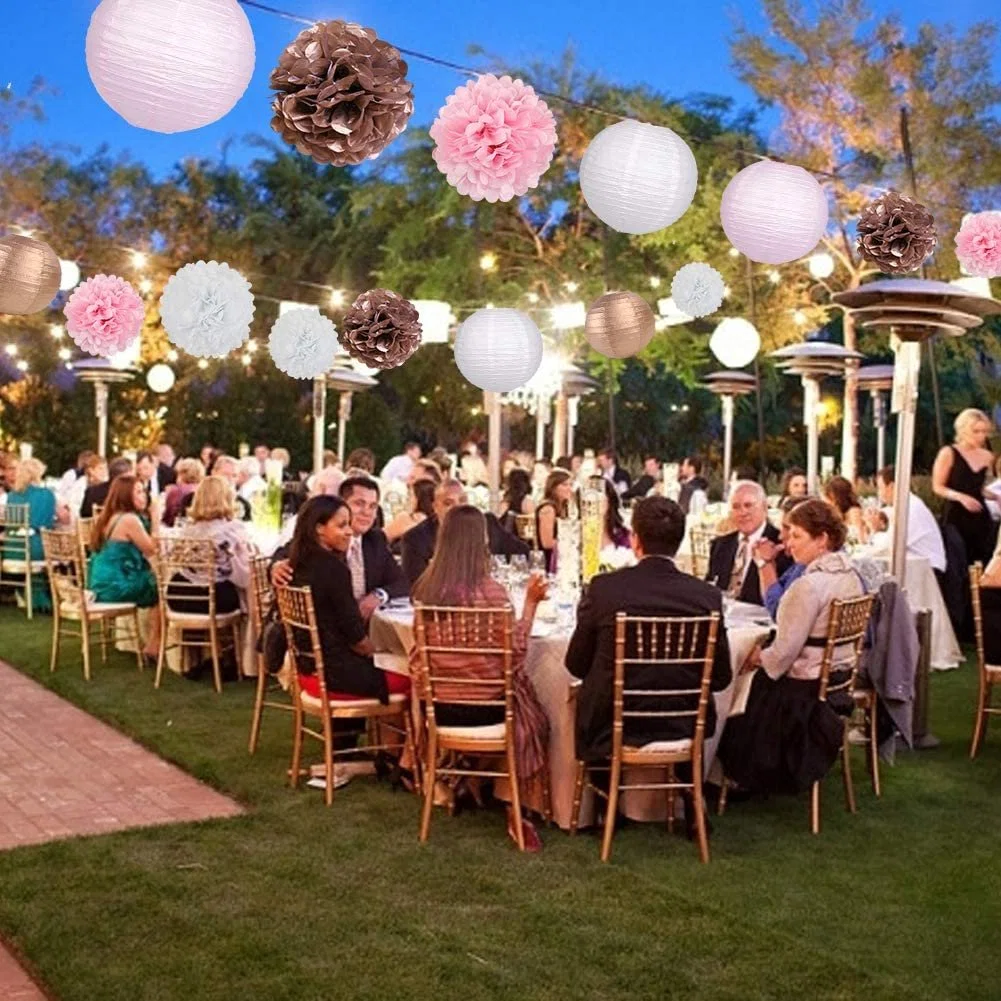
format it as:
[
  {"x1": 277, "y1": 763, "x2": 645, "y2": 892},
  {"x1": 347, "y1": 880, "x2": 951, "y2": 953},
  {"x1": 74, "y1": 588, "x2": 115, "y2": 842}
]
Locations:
[
  {"x1": 430, "y1": 74, "x2": 557, "y2": 203},
  {"x1": 64, "y1": 273, "x2": 145, "y2": 356},
  {"x1": 955, "y1": 211, "x2": 1001, "y2": 278}
]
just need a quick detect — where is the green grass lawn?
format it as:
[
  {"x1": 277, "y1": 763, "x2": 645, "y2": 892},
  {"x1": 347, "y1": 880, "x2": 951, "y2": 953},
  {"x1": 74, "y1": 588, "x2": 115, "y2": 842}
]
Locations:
[{"x1": 1, "y1": 605, "x2": 1000, "y2": 1001}]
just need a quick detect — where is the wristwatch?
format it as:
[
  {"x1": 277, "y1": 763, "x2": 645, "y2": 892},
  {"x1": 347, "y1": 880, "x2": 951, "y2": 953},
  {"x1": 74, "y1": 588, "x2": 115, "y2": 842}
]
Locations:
[
  {"x1": 373, "y1": 588, "x2": 389, "y2": 607},
  {"x1": 753, "y1": 557, "x2": 771, "y2": 569}
]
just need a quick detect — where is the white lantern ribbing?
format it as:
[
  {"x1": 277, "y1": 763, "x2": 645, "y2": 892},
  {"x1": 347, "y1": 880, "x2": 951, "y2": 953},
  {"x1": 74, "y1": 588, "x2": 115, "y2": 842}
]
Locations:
[
  {"x1": 59, "y1": 259, "x2": 81, "y2": 292},
  {"x1": 86, "y1": 0, "x2": 255, "y2": 134},
  {"x1": 453, "y1": 308, "x2": 543, "y2": 391},
  {"x1": 146, "y1": 363, "x2": 175, "y2": 393},
  {"x1": 710, "y1": 317, "x2": 760, "y2": 369},
  {"x1": 579, "y1": 120, "x2": 698, "y2": 235},
  {"x1": 720, "y1": 161, "x2": 828, "y2": 264}
]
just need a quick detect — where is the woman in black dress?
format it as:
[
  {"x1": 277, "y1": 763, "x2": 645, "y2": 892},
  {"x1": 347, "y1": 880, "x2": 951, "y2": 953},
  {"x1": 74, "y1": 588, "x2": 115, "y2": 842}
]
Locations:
[
  {"x1": 535, "y1": 469, "x2": 573, "y2": 573},
  {"x1": 932, "y1": 408, "x2": 999, "y2": 565}
]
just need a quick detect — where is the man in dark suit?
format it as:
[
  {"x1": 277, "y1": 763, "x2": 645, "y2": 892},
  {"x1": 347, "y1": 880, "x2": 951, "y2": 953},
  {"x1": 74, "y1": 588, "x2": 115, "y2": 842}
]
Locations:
[
  {"x1": 80, "y1": 456, "x2": 133, "y2": 518},
  {"x1": 155, "y1": 443, "x2": 176, "y2": 493},
  {"x1": 402, "y1": 479, "x2": 530, "y2": 585},
  {"x1": 622, "y1": 455, "x2": 660, "y2": 501},
  {"x1": 597, "y1": 447, "x2": 631, "y2": 496},
  {"x1": 565, "y1": 496, "x2": 732, "y2": 832},
  {"x1": 677, "y1": 454, "x2": 710, "y2": 515},
  {"x1": 707, "y1": 480, "x2": 791, "y2": 606}
]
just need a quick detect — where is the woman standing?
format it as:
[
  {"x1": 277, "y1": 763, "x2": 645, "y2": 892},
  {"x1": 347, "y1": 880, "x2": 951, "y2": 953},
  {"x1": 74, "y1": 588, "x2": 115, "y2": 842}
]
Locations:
[
  {"x1": 932, "y1": 408, "x2": 999, "y2": 565},
  {"x1": 535, "y1": 469, "x2": 573, "y2": 573},
  {"x1": 823, "y1": 476, "x2": 867, "y2": 544}
]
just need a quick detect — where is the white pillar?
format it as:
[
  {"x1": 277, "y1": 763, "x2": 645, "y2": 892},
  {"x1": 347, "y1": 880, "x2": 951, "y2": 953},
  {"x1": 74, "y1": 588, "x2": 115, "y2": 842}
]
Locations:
[
  {"x1": 803, "y1": 376, "x2": 821, "y2": 497},
  {"x1": 552, "y1": 392, "x2": 568, "y2": 462},
  {"x1": 336, "y1": 391, "x2": 353, "y2": 465},
  {"x1": 721, "y1": 394, "x2": 735, "y2": 497},
  {"x1": 890, "y1": 340, "x2": 921, "y2": 587},
  {"x1": 95, "y1": 381, "x2": 109, "y2": 458},
  {"x1": 535, "y1": 395, "x2": 548, "y2": 459},
  {"x1": 567, "y1": 396, "x2": 579, "y2": 456},
  {"x1": 485, "y1": 390, "x2": 502, "y2": 512},
  {"x1": 312, "y1": 375, "x2": 326, "y2": 474},
  {"x1": 872, "y1": 390, "x2": 887, "y2": 474}
]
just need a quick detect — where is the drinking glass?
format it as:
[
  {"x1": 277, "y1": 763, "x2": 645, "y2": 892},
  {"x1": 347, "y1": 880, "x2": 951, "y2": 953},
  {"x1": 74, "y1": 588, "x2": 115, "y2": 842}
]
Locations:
[{"x1": 529, "y1": 551, "x2": 546, "y2": 574}]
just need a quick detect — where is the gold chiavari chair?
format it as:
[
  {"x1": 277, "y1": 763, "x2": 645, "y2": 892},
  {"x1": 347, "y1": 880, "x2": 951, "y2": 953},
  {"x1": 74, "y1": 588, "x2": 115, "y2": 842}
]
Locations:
[
  {"x1": 969, "y1": 563, "x2": 1000, "y2": 759},
  {"x1": 514, "y1": 513, "x2": 538, "y2": 549},
  {"x1": 276, "y1": 585, "x2": 416, "y2": 807},
  {"x1": 41, "y1": 528, "x2": 143, "y2": 680},
  {"x1": 850, "y1": 684, "x2": 882, "y2": 798},
  {"x1": 0, "y1": 502, "x2": 46, "y2": 619},
  {"x1": 248, "y1": 555, "x2": 294, "y2": 754},
  {"x1": 413, "y1": 602, "x2": 550, "y2": 850},
  {"x1": 76, "y1": 517, "x2": 95, "y2": 558},
  {"x1": 688, "y1": 526, "x2": 715, "y2": 581},
  {"x1": 569, "y1": 612, "x2": 721, "y2": 863},
  {"x1": 154, "y1": 537, "x2": 243, "y2": 694}
]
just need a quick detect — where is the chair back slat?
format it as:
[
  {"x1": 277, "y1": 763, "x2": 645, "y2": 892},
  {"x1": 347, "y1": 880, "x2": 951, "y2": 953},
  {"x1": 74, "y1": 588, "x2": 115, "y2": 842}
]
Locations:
[
  {"x1": 156, "y1": 536, "x2": 221, "y2": 615},
  {"x1": 970, "y1": 562, "x2": 985, "y2": 674},
  {"x1": 413, "y1": 603, "x2": 514, "y2": 715},
  {"x1": 0, "y1": 503, "x2": 32, "y2": 560},
  {"x1": 275, "y1": 584, "x2": 326, "y2": 700},
  {"x1": 611, "y1": 612, "x2": 721, "y2": 753},
  {"x1": 688, "y1": 528, "x2": 714, "y2": 580},
  {"x1": 818, "y1": 594, "x2": 876, "y2": 700},
  {"x1": 41, "y1": 529, "x2": 87, "y2": 608},
  {"x1": 248, "y1": 555, "x2": 274, "y2": 635}
]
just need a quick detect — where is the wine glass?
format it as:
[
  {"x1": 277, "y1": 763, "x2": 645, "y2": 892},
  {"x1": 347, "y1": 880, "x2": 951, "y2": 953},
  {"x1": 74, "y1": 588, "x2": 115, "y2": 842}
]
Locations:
[{"x1": 529, "y1": 551, "x2": 546, "y2": 574}]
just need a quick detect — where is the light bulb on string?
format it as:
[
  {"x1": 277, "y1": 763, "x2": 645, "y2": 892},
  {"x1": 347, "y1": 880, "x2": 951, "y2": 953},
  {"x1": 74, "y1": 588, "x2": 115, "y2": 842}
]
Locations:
[
  {"x1": 807, "y1": 252, "x2": 835, "y2": 279},
  {"x1": 130, "y1": 250, "x2": 147, "y2": 269}
]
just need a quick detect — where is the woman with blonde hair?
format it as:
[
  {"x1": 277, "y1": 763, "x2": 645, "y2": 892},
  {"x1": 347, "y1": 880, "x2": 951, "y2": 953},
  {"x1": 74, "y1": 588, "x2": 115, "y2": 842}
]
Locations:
[
  {"x1": 411, "y1": 504, "x2": 549, "y2": 850},
  {"x1": 932, "y1": 408, "x2": 999, "y2": 565},
  {"x1": 162, "y1": 457, "x2": 205, "y2": 527},
  {"x1": 171, "y1": 475, "x2": 250, "y2": 614}
]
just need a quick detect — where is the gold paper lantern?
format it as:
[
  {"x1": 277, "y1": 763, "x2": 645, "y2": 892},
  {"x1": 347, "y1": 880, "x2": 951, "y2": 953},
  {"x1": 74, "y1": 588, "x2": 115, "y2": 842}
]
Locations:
[
  {"x1": 584, "y1": 291, "x2": 656, "y2": 358},
  {"x1": 0, "y1": 235, "x2": 61, "y2": 315}
]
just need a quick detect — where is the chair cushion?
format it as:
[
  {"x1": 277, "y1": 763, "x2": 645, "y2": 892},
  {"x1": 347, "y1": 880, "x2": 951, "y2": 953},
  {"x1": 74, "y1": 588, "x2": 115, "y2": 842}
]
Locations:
[
  {"x1": 166, "y1": 610, "x2": 243, "y2": 626},
  {"x1": 987, "y1": 664, "x2": 1001, "y2": 677},
  {"x1": 2, "y1": 560, "x2": 46, "y2": 574},
  {"x1": 300, "y1": 690, "x2": 407, "y2": 711},
  {"x1": 626, "y1": 737, "x2": 693, "y2": 755},
  {"x1": 60, "y1": 599, "x2": 136, "y2": 617},
  {"x1": 436, "y1": 722, "x2": 506, "y2": 741}
]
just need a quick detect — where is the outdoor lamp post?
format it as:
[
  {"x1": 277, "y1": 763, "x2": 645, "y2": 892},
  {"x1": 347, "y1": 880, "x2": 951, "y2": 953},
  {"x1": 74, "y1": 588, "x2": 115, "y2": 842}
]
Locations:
[
  {"x1": 770, "y1": 342, "x2": 862, "y2": 498},
  {"x1": 555, "y1": 362, "x2": 599, "y2": 461},
  {"x1": 856, "y1": 364, "x2": 895, "y2": 474},
  {"x1": 73, "y1": 357, "x2": 138, "y2": 458},
  {"x1": 833, "y1": 278, "x2": 1001, "y2": 585},
  {"x1": 324, "y1": 364, "x2": 378, "y2": 468},
  {"x1": 704, "y1": 370, "x2": 757, "y2": 495}
]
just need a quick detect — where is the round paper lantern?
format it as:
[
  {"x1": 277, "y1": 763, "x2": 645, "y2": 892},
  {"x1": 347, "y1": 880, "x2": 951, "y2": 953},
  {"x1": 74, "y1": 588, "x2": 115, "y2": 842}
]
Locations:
[
  {"x1": 160, "y1": 261, "x2": 255, "y2": 358},
  {"x1": 0, "y1": 235, "x2": 61, "y2": 315},
  {"x1": 671, "y1": 263, "x2": 725, "y2": 318},
  {"x1": 584, "y1": 292, "x2": 656, "y2": 359},
  {"x1": 453, "y1": 308, "x2": 543, "y2": 391},
  {"x1": 146, "y1": 363, "x2": 175, "y2": 393},
  {"x1": 59, "y1": 259, "x2": 82, "y2": 292},
  {"x1": 269, "y1": 307, "x2": 339, "y2": 379},
  {"x1": 579, "y1": 120, "x2": 698, "y2": 235},
  {"x1": 86, "y1": 0, "x2": 255, "y2": 134},
  {"x1": 720, "y1": 161, "x2": 828, "y2": 264},
  {"x1": 710, "y1": 317, "x2": 760, "y2": 369}
]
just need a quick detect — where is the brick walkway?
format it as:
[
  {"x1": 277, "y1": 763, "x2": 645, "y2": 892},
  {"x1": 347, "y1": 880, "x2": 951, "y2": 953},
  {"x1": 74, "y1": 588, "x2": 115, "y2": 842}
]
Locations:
[
  {"x1": 0, "y1": 941, "x2": 46, "y2": 1001},
  {"x1": 0, "y1": 660, "x2": 243, "y2": 851}
]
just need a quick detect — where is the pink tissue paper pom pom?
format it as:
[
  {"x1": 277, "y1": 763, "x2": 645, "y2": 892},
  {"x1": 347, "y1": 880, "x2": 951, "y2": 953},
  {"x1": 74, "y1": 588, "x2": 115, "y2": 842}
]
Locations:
[
  {"x1": 430, "y1": 73, "x2": 557, "y2": 203},
  {"x1": 955, "y1": 211, "x2": 1001, "y2": 278},
  {"x1": 64, "y1": 273, "x2": 145, "y2": 357}
]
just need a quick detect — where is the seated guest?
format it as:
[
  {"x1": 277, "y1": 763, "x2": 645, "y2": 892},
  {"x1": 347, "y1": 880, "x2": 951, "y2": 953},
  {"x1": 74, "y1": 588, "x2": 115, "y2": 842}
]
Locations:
[
  {"x1": 979, "y1": 531, "x2": 1001, "y2": 664},
  {"x1": 623, "y1": 455, "x2": 661, "y2": 501},
  {"x1": 380, "y1": 440, "x2": 422, "y2": 484},
  {"x1": 155, "y1": 443, "x2": 176, "y2": 493},
  {"x1": 81, "y1": 456, "x2": 132, "y2": 518},
  {"x1": 708, "y1": 480, "x2": 791, "y2": 605},
  {"x1": 237, "y1": 456, "x2": 267, "y2": 503},
  {"x1": 403, "y1": 480, "x2": 530, "y2": 585},
  {"x1": 135, "y1": 450, "x2": 160, "y2": 502},
  {"x1": 385, "y1": 478, "x2": 436, "y2": 544},
  {"x1": 591, "y1": 477, "x2": 630, "y2": 550},
  {"x1": 169, "y1": 476, "x2": 250, "y2": 614},
  {"x1": 719, "y1": 499, "x2": 864, "y2": 795},
  {"x1": 566, "y1": 497, "x2": 732, "y2": 829},
  {"x1": 270, "y1": 447, "x2": 294, "y2": 482},
  {"x1": 535, "y1": 469, "x2": 574, "y2": 573},
  {"x1": 344, "y1": 447, "x2": 376, "y2": 477},
  {"x1": 273, "y1": 475, "x2": 407, "y2": 614},
  {"x1": 411, "y1": 503, "x2": 549, "y2": 849},
  {"x1": 498, "y1": 467, "x2": 535, "y2": 535},
  {"x1": 56, "y1": 450, "x2": 96, "y2": 510},
  {"x1": 179, "y1": 455, "x2": 251, "y2": 521},
  {"x1": 287, "y1": 495, "x2": 409, "y2": 703},
  {"x1": 597, "y1": 447, "x2": 631, "y2": 496},
  {"x1": 3, "y1": 457, "x2": 67, "y2": 612},
  {"x1": 780, "y1": 467, "x2": 809, "y2": 506},
  {"x1": 872, "y1": 465, "x2": 945, "y2": 572},
  {"x1": 757, "y1": 505, "x2": 807, "y2": 620},
  {"x1": 677, "y1": 455, "x2": 709, "y2": 514},
  {"x1": 199, "y1": 444, "x2": 217, "y2": 473},
  {"x1": 68, "y1": 454, "x2": 107, "y2": 519},
  {"x1": 427, "y1": 446, "x2": 453, "y2": 479},
  {"x1": 88, "y1": 475, "x2": 161, "y2": 659},
  {"x1": 162, "y1": 458, "x2": 205, "y2": 527},
  {"x1": 824, "y1": 475, "x2": 867, "y2": 543},
  {"x1": 408, "y1": 459, "x2": 442, "y2": 486}
]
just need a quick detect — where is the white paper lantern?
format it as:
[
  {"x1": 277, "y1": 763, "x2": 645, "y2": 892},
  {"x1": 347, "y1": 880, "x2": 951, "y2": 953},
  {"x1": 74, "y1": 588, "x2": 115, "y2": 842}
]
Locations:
[
  {"x1": 579, "y1": 120, "x2": 698, "y2": 235},
  {"x1": 807, "y1": 252, "x2": 835, "y2": 280},
  {"x1": 269, "y1": 307, "x2": 339, "y2": 379},
  {"x1": 710, "y1": 318, "x2": 760, "y2": 369},
  {"x1": 453, "y1": 308, "x2": 543, "y2": 391},
  {"x1": 671, "y1": 263, "x2": 725, "y2": 318},
  {"x1": 86, "y1": 0, "x2": 255, "y2": 134},
  {"x1": 59, "y1": 259, "x2": 81, "y2": 292},
  {"x1": 146, "y1": 363, "x2": 175, "y2": 393},
  {"x1": 412, "y1": 300, "x2": 455, "y2": 344},
  {"x1": 160, "y1": 261, "x2": 255, "y2": 358},
  {"x1": 720, "y1": 161, "x2": 829, "y2": 264}
]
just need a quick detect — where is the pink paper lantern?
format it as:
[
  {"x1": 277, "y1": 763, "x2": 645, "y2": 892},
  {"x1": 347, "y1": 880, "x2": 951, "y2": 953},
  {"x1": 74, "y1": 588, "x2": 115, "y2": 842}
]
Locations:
[
  {"x1": 86, "y1": 0, "x2": 255, "y2": 134},
  {"x1": 720, "y1": 161, "x2": 829, "y2": 265}
]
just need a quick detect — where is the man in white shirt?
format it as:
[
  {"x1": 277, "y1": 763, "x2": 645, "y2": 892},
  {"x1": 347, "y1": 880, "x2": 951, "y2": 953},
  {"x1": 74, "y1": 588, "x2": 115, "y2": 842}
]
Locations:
[
  {"x1": 380, "y1": 441, "x2": 422, "y2": 484},
  {"x1": 237, "y1": 457, "x2": 267, "y2": 503},
  {"x1": 875, "y1": 465, "x2": 946, "y2": 572}
]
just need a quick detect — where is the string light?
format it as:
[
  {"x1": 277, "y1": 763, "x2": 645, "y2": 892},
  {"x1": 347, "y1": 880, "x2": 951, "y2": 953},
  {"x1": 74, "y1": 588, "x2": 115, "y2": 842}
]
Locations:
[
  {"x1": 58, "y1": 347, "x2": 72, "y2": 361},
  {"x1": 130, "y1": 250, "x2": 148, "y2": 268},
  {"x1": 329, "y1": 289, "x2": 346, "y2": 308},
  {"x1": 241, "y1": 353, "x2": 252, "y2": 366},
  {"x1": 525, "y1": 292, "x2": 539, "y2": 304},
  {"x1": 648, "y1": 276, "x2": 662, "y2": 288},
  {"x1": 794, "y1": 309, "x2": 808, "y2": 326},
  {"x1": 197, "y1": 359, "x2": 208, "y2": 370},
  {"x1": 728, "y1": 248, "x2": 741, "y2": 258},
  {"x1": 246, "y1": 339, "x2": 258, "y2": 353},
  {"x1": 479, "y1": 251, "x2": 498, "y2": 272},
  {"x1": 5, "y1": 344, "x2": 17, "y2": 356},
  {"x1": 564, "y1": 281, "x2": 578, "y2": 293},
  {"x1": 50, "y1": 323, "x2": 65, "y2": 340},
  {"x1": 767, "y1": 269, "x2": 782, "y2": 284},
  {"x1": 166, "y1": 349, "x2": 179, "y2": 362},
  {"x1": 16, "y1": 360, "x2": 28, "y2": 372},
  {"x1": 138, "y1": 278, "x2": 154, "y2": 294}
]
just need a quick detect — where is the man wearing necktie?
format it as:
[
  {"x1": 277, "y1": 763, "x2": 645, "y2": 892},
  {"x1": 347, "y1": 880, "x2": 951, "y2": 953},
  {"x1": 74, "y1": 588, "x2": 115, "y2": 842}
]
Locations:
[{"x1": 708, "y1": 481, "x2": 791, "y2": 606}]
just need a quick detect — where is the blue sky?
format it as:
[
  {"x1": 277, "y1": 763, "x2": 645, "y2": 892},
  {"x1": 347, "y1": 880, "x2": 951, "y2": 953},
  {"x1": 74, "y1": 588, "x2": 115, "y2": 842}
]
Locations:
[{"x1": 1, "y1": 0, "x2": 996, "y2": 176}]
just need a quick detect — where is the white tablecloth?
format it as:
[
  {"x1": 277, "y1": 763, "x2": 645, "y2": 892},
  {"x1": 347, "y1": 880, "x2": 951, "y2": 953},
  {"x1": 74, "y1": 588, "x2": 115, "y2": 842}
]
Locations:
[{"x1": 370, "y1": 602, "x2": 769, "y2": 829}]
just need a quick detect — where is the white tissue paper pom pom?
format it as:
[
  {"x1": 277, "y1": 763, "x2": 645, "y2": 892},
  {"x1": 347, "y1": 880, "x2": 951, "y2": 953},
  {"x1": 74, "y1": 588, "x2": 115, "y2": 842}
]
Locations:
[
  {"x1": 269, "y1": 306, "x2": 339, "y2": 379},
  {"x1": 671, "y1": 263, "x2": 725, "y2": 318},
  {"x1": 160, "y1": 260, "x2": 255, "y2": 358}
]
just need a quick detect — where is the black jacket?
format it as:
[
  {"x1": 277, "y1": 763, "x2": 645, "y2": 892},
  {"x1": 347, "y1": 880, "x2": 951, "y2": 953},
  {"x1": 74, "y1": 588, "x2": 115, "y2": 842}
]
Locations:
[
  {"x1": 565, "y1": 558, "x2": 732, "y2": 762},
  {"x1": 678, "y1": 476, "x2": 709, "y2": 515},
  {"x1": 622, "y1": 474, "x2": 656, "y2": 501},
  {"x1": 80, "y1": 481, "x2": 111, "y2": 519},
  {"x1": 156, "y1": 462, "x2": 176, "y2": 493},
  {"x1": 707, "y1": 522, "x2": 791, "y2": 606},
  {"x1": 401, "y1": 513, "x2": 530, "y2": 586},
  {"x1": 606, "y1": 466, "x2": 631, "y2": 493}
]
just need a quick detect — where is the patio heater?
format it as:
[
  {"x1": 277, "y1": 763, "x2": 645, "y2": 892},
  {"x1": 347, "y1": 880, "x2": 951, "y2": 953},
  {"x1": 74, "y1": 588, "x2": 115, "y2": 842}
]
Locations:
[
  {"x1": 704, "y1": 370, "x2": 756, "y2": 496},
  {"x1": 770, "y1": 342, "x2": 862, "y2": 498},
  {"x1": 833, "y1": 279, "x2": 1001, "y2": 585},
  {"x1": 555, "y1": 362, "x2": 599, "y2": 460},
  {"x1": 321, "y1": 363, "x2": 378, "y2": 469},
  {"x1": 855, "y1": 364, "x2": 895, "y2": 475},
  {"x1": 72, "y1": 357, "x2": 139, "y2": 458}
]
